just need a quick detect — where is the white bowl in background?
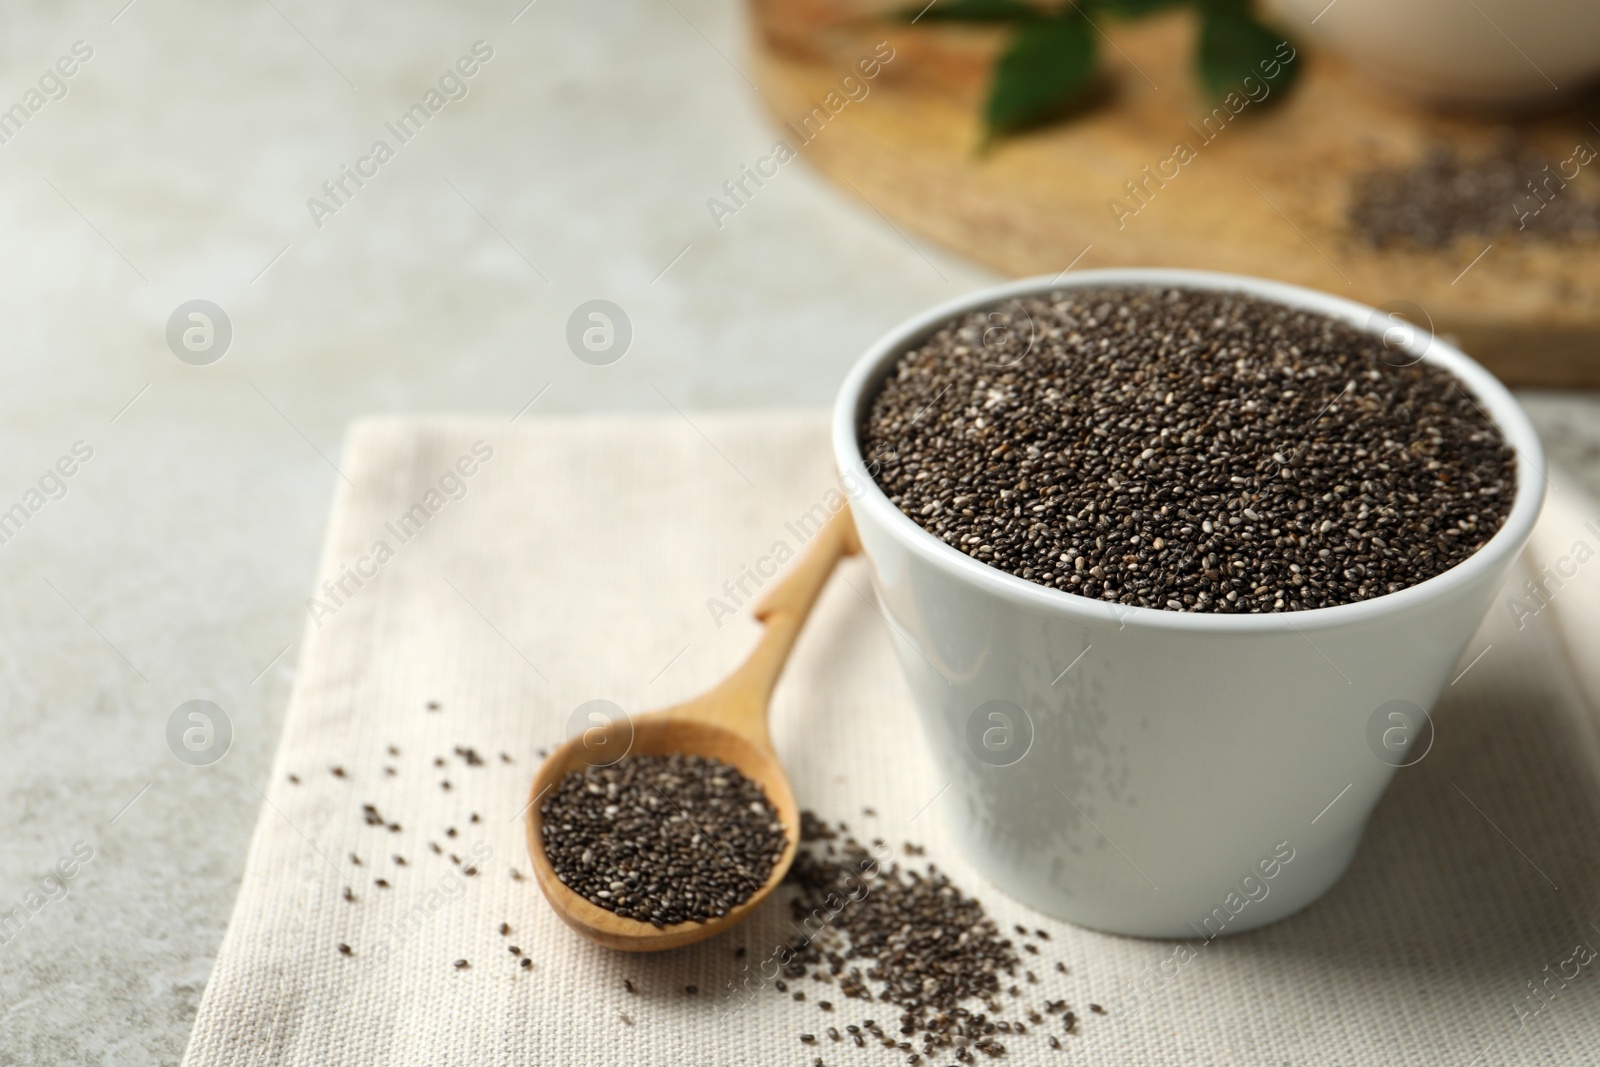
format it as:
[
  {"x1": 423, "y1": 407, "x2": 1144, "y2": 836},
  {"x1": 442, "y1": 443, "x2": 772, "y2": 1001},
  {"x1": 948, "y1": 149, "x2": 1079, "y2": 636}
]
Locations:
[
  {"x1": 1268, "y1": 0, "x2": 1600, "y2": 106},
  {"x1": 833, "y1": 269, "x2": 1545, "y2": 937}
]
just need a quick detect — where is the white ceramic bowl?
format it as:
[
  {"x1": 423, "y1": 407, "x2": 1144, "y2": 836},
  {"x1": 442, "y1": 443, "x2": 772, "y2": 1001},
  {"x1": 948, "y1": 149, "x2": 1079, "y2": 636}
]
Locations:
[
  {"x1": 833, "y1": 269, "x2": 1545, "y2": 938},
  {"x1": 1268, "y1": 0, "x2": 1600, "y2": 106}
]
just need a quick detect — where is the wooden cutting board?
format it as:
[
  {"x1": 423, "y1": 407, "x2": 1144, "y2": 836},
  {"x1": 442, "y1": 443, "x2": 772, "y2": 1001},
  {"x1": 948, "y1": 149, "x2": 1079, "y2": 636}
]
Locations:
[{"x1": 748, "y1": 0, "x2": 1600, "y2": 387}]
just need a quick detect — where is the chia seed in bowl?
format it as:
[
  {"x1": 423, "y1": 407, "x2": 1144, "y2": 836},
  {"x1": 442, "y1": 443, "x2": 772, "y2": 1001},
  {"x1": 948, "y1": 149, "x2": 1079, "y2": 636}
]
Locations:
[{"x1": 858, "y1": 286, "x2": 1517, "y2": 614}]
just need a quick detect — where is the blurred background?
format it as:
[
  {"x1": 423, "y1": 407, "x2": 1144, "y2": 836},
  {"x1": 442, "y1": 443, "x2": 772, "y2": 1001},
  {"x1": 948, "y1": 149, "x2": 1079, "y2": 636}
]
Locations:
[{"x1": 1, "y1": 0, "x2": 1597, "y2": 1061}]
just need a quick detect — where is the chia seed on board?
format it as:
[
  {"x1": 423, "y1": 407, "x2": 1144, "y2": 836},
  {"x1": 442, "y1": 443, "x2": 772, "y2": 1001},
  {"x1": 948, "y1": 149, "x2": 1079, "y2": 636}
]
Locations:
[
  {"x1": 541, "y1": 753, "x2": 787, "y2": 926},
  {"x1": 1348, "y1": 137, "x2": 1600, "y2": 249},
  {"x1": 860, "y1": 287, "x2": 1516, "y2": 613}
]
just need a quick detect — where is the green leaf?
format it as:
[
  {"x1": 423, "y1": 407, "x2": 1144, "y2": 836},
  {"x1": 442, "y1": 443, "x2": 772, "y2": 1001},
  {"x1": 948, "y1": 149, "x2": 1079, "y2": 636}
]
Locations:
[
  {"x1": 1086, "y1": 0, "x2": 1186, "y2": 18},
  {"x1": 1196, "y1": 7, "x2": 1298, "y2": 104},
  {"x1": 902, "y1": 0, "x2": 1041, "y2": 22},
  {"x1": 983, "y1": 14, "x2": 1097, "y2": 140}
]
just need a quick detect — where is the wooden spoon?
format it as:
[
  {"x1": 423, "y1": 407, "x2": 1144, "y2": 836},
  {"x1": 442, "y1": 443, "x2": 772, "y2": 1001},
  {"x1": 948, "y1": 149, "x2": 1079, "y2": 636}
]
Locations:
[{"x1": 524, "y1": 506, "x2": 860, "y2": 951}]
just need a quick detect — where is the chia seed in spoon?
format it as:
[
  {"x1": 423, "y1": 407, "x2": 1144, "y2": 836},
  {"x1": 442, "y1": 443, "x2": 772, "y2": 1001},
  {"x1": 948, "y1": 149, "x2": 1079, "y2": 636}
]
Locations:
[{"x1": 541, "y1": 753, "x2": 787, "y2": 926}]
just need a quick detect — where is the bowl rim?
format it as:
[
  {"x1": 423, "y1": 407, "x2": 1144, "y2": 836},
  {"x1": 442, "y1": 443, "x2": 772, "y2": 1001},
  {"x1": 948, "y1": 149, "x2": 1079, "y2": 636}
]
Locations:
[{"x1": 831, "y1": 268, "x2": 1547, "y2": 635}]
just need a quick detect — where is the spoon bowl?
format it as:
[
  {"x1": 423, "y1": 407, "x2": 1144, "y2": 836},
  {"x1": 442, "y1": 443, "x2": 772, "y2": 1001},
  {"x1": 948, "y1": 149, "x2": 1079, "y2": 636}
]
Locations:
[
  {"x1": 524, "y1": 507, "x2": 857, "y2": 952},
  {"x1": 524, "y1": 713, "x2": 801, "y2": 951}
]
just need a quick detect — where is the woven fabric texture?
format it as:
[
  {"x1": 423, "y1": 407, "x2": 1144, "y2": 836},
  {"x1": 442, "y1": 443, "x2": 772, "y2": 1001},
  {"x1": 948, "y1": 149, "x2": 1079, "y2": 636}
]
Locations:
[{"x1": 181, "y1": 414, "x2": 1600, "y2": 1066}]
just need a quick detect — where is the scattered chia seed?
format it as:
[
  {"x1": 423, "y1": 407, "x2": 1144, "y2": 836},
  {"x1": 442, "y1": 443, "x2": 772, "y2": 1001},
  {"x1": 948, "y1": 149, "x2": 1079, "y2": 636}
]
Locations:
[
  {"x1": 1348, "y1": 136, "x2": 1600, "y2": 249},
  {"x1": 287, "y1": 774, "x2": 299, "y2": 784},
  {"x1": 324, "y1": 718, "x2": 1108, "y2": 1059},
  {"x1": 331, "y1": 766, "x2": 346, "y2": 778},
  {"x1": 540, "y1": 753, "x2": 787, "y2": 926},
  {"x1": 427, "y1": 701, "x2": 440, "y2": 711},
  {"x1": 738, "y1": 813, "x2": 1109, "y2": 1060},
  {"x1": 860, "y1": 287, "x2": 1515, "y2": 613},
  {"x1": 770, "y1": 815, "x2": 1054, "y2": 1057}
]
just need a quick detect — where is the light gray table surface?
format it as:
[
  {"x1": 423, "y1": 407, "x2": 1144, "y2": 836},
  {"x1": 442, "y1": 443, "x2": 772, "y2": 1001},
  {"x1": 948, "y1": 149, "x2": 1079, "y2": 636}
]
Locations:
[{"x1": 1, "y1": 2, "x2": 1596, "y2": 1063}]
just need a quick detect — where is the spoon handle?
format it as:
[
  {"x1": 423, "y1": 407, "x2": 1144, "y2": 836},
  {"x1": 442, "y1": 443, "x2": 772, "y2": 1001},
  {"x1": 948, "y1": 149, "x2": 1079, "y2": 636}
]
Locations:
[{"x1": 706, "y1": 505, "x2": 860, "y2": 740}]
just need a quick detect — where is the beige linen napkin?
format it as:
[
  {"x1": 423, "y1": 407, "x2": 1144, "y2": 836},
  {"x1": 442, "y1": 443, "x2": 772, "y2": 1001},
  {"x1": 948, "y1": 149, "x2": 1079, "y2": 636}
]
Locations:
[{"x1": 181, "y1": 414, "x2": 1600, "y2": 1066}]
